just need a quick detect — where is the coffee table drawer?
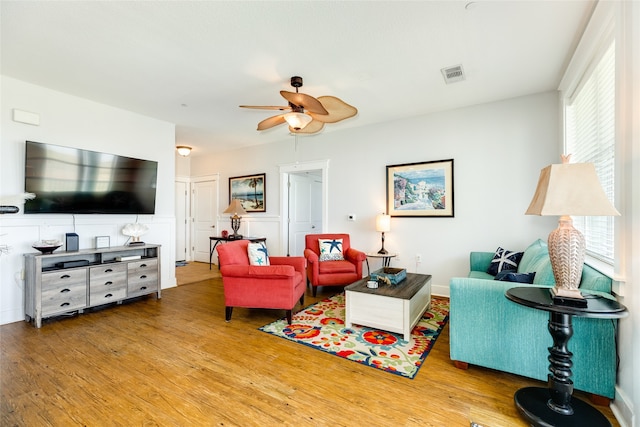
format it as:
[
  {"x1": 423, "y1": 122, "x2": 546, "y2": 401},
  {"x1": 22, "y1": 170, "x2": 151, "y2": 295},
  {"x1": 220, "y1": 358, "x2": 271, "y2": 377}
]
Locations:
[{"x1": 346, "y1": 293, "x2": 404, "y2": 333}]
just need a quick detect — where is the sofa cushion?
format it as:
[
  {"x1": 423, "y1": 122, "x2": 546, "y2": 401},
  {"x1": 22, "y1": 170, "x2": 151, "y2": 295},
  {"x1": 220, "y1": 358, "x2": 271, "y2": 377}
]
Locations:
[
  {"x1": 517, "y1": 239, "x2": 556, "y2": 285},
  {"x1": 468, "y1": 271, "x2": 495, "y2": 280},
  {"x1": 518, "y1": 239, "x2": 547, "y2": 272},
  {"x1": 487, "y1": 247, "x2": 523, "y2": 275},
  {"x1": 319, "y1": 238, "x2": 345, "y2": 261},
  {"x1": 247, "y1": 242, "x2": 270, "y2": 266},
  {"x1": 495, "y1": 271, "x2": 536, "y2": 283}
]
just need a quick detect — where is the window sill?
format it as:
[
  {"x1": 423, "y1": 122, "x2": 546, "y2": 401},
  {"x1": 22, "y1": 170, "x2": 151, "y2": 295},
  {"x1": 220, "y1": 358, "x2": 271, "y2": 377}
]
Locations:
[{"x1": 584, "y1": 255, "x2": 626, "y2": 297}]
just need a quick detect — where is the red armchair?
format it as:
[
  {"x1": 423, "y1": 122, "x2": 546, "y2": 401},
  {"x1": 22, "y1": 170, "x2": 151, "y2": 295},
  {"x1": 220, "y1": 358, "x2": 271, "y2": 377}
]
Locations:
[
  {"x1": 304, "y1": 233, "x2": 366, "y2": 297},
  {"x1": 216, "y1": 240, "x2": 306, "y2": 324}
]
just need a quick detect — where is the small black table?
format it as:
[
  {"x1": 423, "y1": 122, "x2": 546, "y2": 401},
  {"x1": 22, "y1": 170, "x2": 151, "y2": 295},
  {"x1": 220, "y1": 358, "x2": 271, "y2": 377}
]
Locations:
[
  {"x1": 505, "y1": 286, "x2": 627, "y2": 427},
  {"x1": 209, "y1": 236, "x2": 266, "y2": 269}
]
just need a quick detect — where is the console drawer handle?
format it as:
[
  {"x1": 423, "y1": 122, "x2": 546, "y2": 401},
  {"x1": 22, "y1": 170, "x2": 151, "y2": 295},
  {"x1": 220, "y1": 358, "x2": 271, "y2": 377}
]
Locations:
[
  {"x1": 60, "y1": 302, "x2": 70, "y2": 307},
  {"x1": 60, "y1": 274, "x2": 71, "y2": 279},
  {"x1": 105, "y1": 281, "x2": 113, "y2": 286},
  {"x1": 60, "y1": 288, "x2": 70, "y2": 293},
  {"x1": 140, "y1": 263, "x2": 147, "y2": 268},
  {"x1": 140, "y1": 275, "x2": 147, "y2": 279},
  {"x1": 105, "y1": 268, "x2": 113, "y2": 273},
  {"x1": 105, "y1": 293, "x2": 113, "y2": 298},
  {"x1": 140, "y1": 286, "x2": 147, "y2": 290}
]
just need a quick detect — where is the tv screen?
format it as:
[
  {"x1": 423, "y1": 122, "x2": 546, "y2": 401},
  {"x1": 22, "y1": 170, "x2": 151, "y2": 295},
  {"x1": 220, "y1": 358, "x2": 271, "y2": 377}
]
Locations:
[{"x1": 24, "y1": 141, "x2": 158, "y2": 214}]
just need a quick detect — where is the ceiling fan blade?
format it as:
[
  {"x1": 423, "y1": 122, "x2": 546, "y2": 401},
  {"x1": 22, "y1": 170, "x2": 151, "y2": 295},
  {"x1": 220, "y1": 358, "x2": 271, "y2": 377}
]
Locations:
[
  {"x1": 257, "y1": 115, "x2": 286, "y2": 131},
  {"x1": 280, "y1": 91, "x2": 329, "y2": 115},
  {"x1": 240, "y1": 105, "x2": 291, "y2": 111},
  {"x1": 310, "y1": 96, "x2": 358, "y2": 123},
  {"x1": 290, "y1": 119, "x2": 325, "y2": 134}
]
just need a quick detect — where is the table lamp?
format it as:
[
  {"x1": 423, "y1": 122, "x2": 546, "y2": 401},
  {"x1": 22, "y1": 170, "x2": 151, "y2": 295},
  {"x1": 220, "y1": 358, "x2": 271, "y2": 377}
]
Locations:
[
  {"x1": 223, "y1": 199, "x2": 247, "y2": 239},
  {"x1": 525, "y1": 156, "x2": 619, "y2": 306},
  {"x1": 375, "y1": 213, "x2": 391, "y2": 254}
]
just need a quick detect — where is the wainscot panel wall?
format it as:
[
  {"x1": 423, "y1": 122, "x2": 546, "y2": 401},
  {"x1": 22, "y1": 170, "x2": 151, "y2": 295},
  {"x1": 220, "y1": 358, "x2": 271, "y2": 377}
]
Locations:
[{"x1": 0, "y1": 76, "x2": 177, "y2": 325}]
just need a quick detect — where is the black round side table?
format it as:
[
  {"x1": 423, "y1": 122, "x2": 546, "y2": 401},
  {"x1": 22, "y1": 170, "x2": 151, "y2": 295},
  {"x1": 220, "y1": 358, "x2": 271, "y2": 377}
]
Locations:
[{"x1": 505, "y1": 286, "x2": 627, "y2": 427}]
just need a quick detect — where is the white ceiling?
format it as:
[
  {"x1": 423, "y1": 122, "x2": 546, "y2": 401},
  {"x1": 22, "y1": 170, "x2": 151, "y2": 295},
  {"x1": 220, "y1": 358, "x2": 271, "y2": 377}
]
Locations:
[{"x1": 1, "y1": 1, "x2": 594, "y2": 155}]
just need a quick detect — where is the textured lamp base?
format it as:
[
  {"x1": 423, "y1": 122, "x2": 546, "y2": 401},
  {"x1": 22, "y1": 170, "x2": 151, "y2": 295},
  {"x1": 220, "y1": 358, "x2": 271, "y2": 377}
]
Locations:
[{"x1": 548, "y1": 215, "x2": 585, "y2": 302}]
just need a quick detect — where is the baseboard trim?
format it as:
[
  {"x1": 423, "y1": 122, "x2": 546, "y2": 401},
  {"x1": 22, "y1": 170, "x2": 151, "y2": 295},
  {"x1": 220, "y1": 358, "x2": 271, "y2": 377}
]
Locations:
[{"x1": 611, "y1": 385, "x2": 635, "y2": 427}]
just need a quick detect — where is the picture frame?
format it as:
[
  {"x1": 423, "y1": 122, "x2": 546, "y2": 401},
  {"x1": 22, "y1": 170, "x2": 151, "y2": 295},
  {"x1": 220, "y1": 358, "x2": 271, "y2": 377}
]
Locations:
[
  {"x1": 386, "y1": 159, "x2": 454, "y2": 217},
  {"x1": 229, "y1": 173, "x2": 266, "y2": 212},
  {"x1": 95, "y1": 236, "x2": 110, "y2": 249}
]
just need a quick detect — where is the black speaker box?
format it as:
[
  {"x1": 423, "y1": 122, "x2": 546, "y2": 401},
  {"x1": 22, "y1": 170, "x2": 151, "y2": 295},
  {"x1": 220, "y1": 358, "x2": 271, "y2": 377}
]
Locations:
[{"x1": 66, "y1": 233, "x2": 79, "y2": 252}]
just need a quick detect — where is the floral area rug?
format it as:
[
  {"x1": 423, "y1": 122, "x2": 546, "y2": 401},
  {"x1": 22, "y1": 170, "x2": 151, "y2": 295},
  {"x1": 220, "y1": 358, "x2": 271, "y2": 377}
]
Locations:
[{"x1": 259, "y1": 293, "x2": 449, "y2": 379}]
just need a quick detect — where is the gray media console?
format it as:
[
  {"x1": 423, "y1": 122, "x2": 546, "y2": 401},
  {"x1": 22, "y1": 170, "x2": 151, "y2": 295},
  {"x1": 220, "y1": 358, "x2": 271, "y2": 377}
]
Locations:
[{"x1": 24, "y1": 244, "x2": 161, "y2": 328}]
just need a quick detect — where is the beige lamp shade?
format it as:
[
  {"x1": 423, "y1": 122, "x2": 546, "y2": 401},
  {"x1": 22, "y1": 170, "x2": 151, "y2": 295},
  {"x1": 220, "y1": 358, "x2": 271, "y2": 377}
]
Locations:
[
  {"x1": 376, "y1": 214, "x2": 391, "y2": 232},
  {"x1": 525, "y1": 163, "x2": 619, "y2": 217},
  {"x1": 223, "y1": 199, "x2": 247, "y2": 216}
]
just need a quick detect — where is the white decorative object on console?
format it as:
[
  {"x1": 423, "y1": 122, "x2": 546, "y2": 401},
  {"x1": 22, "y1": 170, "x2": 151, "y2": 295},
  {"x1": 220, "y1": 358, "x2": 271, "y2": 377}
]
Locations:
[{"x1": 122, "y1": 223, "x2": 149, "y2": 246}]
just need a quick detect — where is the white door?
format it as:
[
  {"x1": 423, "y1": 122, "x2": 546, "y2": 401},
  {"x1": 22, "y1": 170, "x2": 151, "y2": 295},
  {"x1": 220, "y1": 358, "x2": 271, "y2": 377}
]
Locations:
[
  {"x1": 192, "y1": 179, "x2": 218, "y2": 263},
  {"x1": 175, "y1": 180, "x2": 188, "y2": 262},
  {"x1": 288, "y1": 172, "x2": 323, "y2": 256}
]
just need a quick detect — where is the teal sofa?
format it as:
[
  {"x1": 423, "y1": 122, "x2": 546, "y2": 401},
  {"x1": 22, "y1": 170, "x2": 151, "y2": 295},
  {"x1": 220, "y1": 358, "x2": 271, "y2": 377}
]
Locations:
[{"x1": 449, "y1": 239, "x2": 618, "y2": 400}]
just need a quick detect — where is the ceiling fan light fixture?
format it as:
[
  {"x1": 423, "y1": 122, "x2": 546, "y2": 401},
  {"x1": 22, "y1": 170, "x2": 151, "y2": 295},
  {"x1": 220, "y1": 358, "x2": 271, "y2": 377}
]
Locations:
[{"x1": 283, "y1": 112, "x2": 313, "y2": 131}]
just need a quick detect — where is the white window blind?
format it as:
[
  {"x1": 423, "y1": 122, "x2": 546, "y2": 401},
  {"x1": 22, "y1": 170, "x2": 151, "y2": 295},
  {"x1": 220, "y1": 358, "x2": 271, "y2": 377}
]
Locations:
[{"x1": 565, "y1": 42, "x2": 615, "y2": 263}]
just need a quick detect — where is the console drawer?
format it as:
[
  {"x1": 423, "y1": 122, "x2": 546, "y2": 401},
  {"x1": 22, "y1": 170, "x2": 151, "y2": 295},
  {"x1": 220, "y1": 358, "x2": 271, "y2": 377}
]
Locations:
[
  {"x1": 90, "y1": 264, "x2": 127, "y2": 305},
  {"x1": 127, "y1": 259, "x2": 158, "y2": 297},
  {"x1": 41, "y1": 279, "x2": 87, "y2": 315},
  {"x1": 41, "y1": 268, "x2": 86, "y2": 288}
]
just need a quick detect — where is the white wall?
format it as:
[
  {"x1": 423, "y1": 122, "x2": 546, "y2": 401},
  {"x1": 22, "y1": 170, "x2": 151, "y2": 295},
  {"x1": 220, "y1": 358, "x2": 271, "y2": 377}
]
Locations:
[
  {"x1": 191, "y1": 91, "x2": 560, "y2": 296},
  {"x1": 0, "y1": 76, "x2": 177, "y2": 325},
  {"x1": 612, "y1": 2, "x2": 640, "y2": 426}
]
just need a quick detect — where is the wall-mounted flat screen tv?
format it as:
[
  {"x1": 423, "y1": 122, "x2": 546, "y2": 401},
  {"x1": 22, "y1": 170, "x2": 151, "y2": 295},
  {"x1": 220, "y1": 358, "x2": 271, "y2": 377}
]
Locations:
[{"x1": 24, "y1": 141, "x2": 158, "y2": 214}]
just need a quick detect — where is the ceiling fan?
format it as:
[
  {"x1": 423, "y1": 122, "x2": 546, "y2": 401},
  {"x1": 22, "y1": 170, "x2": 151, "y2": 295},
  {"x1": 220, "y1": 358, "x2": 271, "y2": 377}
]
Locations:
[{"x1": 240, "y1": 76, "x2": 357, "y2": 134}]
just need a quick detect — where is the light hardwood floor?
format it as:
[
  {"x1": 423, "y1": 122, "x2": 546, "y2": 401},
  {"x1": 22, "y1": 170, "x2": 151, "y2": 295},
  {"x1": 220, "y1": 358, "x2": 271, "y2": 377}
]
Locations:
[{"x1": 1, "y1": 262, "x2": 619, "y2": 426}]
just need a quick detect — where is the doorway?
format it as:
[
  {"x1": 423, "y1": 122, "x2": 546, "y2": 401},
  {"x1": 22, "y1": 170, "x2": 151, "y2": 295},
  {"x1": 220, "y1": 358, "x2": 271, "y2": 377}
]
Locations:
[
  {"x1": 191, "y1": 175, "x2": 219, "y2": 263},
  {"x1": 175, "y1": 179, "x2": 189, "y2": 262},
  {"x1": 280, "y1": 159, "x2": 329, "y2": 256}
]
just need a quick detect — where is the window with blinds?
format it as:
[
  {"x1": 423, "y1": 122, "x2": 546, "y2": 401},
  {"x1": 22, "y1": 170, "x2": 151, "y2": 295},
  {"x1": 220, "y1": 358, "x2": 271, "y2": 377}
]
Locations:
[{"x1": 565, "y1": 41, "x2": 615, "y2": 263}]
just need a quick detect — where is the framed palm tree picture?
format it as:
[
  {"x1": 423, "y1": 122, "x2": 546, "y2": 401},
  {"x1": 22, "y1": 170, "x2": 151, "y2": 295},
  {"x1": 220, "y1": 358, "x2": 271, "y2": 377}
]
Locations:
[{"x1": 229, "y1": 173, "x2": 266, "y2": 212}]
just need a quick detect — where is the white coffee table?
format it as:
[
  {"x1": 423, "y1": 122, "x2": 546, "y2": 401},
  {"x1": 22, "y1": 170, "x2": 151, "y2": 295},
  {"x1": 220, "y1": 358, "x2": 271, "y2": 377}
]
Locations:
[{"x1": 345, "y1": 273, "x2": 432, "y2": 341}]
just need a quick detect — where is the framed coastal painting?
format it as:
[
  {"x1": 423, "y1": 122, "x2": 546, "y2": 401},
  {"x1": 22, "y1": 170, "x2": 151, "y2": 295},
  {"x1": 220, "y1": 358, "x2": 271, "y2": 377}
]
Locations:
[
  {"x1": 386, "y1": 159, "x2": 454, "y2": 217},
  {"x1": 229, "y1": 173, "x2": 266, "y2": 212}
]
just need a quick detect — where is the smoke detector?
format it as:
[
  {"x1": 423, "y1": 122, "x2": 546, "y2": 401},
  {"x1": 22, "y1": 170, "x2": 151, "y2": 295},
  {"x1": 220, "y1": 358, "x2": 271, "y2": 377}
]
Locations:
[{"x1": 441, "y1": 65, "x2": 465, "y2": 84}]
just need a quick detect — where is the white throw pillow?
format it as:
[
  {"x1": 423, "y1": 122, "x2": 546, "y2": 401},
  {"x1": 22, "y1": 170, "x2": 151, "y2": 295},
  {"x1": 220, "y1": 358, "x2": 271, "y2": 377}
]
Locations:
[
  {"x1": 247, "y1": 242, "x2": 270, "y2": 266},
  {"x1": 318, "y1": 238, "x2": 344, "y2": 261}
]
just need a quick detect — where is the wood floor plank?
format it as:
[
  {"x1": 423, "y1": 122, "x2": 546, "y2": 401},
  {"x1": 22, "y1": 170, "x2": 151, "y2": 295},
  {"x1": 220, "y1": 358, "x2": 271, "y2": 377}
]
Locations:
[{"x1": 1, "y1": 263, "x2": 620, "y2": 426}]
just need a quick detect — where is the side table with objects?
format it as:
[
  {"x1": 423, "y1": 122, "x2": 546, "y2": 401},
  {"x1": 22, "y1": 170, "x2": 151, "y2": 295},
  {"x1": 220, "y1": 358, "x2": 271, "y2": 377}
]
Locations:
[
  {"x1": 209, "y1": 236, "x2": 266, "y2": 269},
  {"x1": 505, "y1": 286, "x2": 627, "y2": 427},
  {"x1": 364, "y1": 252, "x2": 397, "y2": 275}
]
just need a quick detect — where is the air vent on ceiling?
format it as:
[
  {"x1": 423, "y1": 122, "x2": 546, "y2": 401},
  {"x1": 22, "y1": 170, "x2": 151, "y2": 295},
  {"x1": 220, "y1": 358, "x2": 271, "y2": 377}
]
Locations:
[{"x1": 441, "y1": 65, "x2": 465, "y2": 84}]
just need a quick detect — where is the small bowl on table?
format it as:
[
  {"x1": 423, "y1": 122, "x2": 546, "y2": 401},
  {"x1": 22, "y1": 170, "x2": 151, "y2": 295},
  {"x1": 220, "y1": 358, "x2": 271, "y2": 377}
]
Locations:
[{"x1": 32, "y1": 241, "x2": 62, "y2": 254}]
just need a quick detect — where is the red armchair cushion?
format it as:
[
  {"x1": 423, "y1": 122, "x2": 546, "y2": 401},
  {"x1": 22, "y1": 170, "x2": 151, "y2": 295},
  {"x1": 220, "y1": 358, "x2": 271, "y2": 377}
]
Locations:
[
  {"x1": 319, "y1": 260, "x2": 356, "y2": 274},
  {"x1": 217, "y1": 240, "x2": 306, "y2": 311}
]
